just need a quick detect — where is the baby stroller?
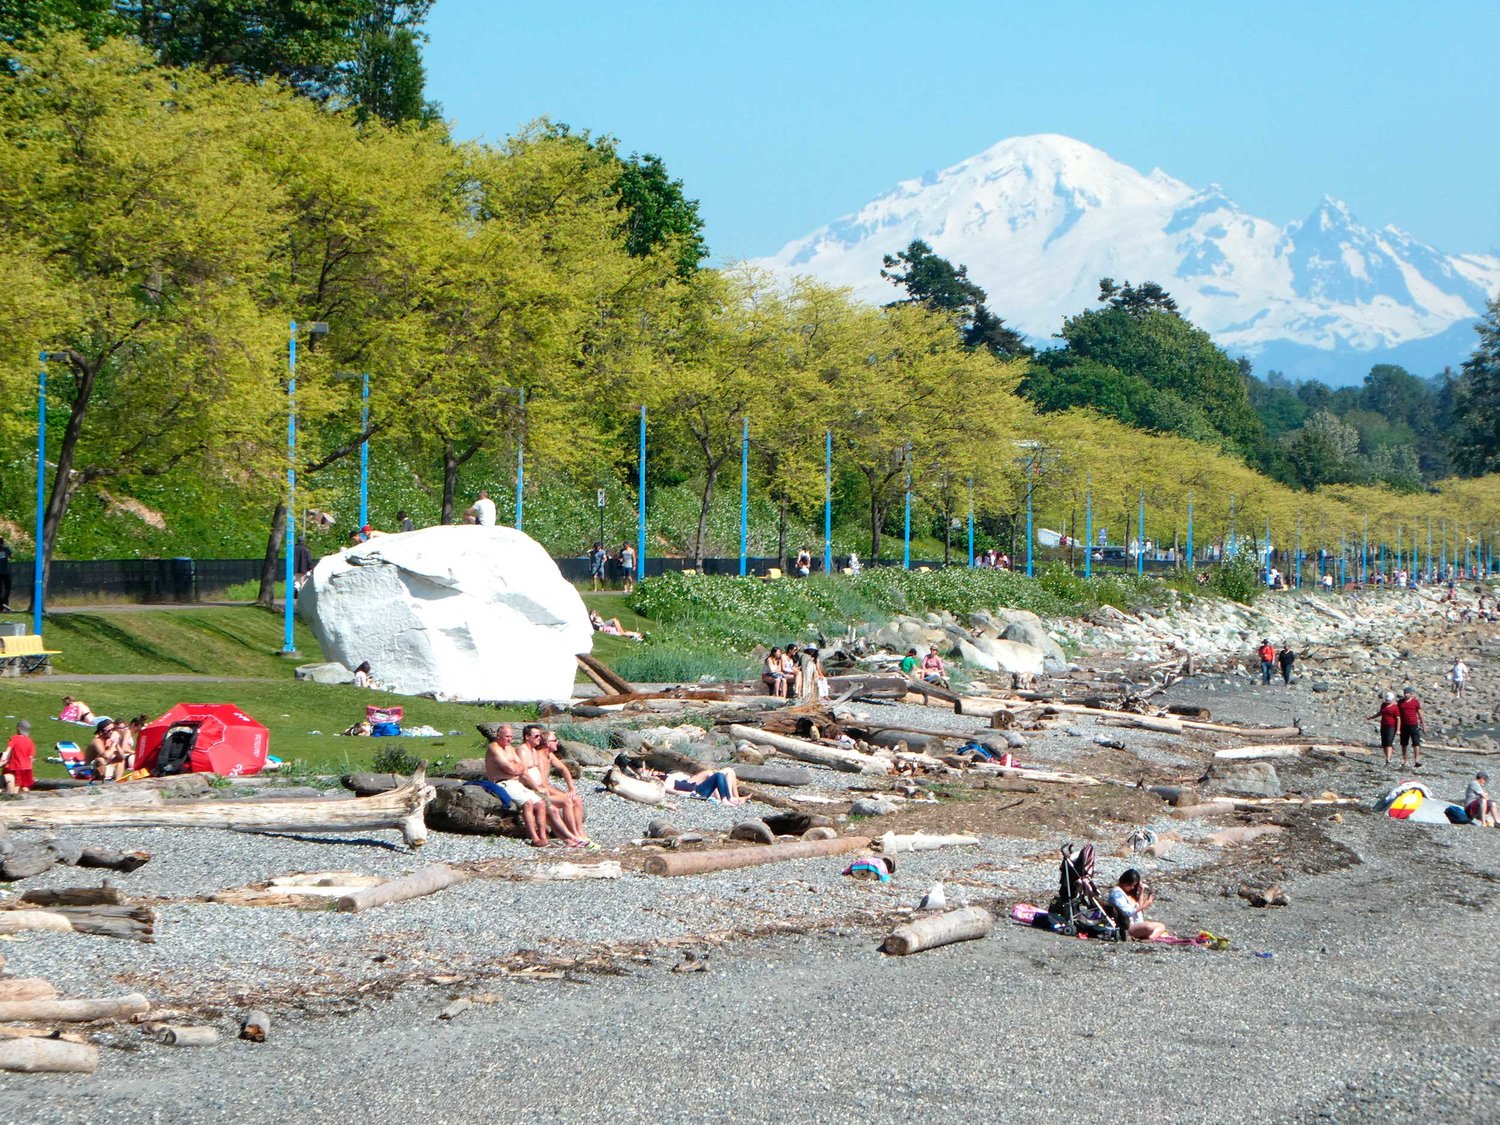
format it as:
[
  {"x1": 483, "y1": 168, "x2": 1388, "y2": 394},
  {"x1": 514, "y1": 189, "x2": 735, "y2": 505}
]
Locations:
[{"x1": 1041, "y1": 843, "x2": 1125, "y2": 941}]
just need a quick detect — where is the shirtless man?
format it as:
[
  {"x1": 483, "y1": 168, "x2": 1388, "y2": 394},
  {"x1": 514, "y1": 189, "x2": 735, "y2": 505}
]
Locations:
[
  {"x1": 539, "y1": 729, "x2": 592, "y2": 847},
  {"x1": 520, "y1": 725, "x2": 586, "y2": 847},
  {"x1": 89, "y1": 720, "x2": 123, "y2": 781},
  {"x1": 483, "y1": 724, "x2": 548, "y2": 846}
]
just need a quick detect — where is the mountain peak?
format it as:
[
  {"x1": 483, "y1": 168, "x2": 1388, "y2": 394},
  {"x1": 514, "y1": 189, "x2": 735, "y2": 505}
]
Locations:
[{"x1": 756, "y1": 134, "x2": 1500, "y2": 382}]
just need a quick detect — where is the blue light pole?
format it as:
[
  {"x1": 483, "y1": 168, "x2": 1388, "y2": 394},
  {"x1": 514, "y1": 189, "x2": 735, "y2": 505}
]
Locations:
[
  {"x1": 1362, "y1": 515, "x2": 1368, "y2": 584},
  {"x1": 902, "y1": 443, "x2": 911, "y2": 570},
  {"x1": 823, "y1": 430, "x2": 832, "y2": 574},
  {"x1": 357, "y1": 372, "x2": 370, "y2": 530},
  {"x1": 1228, "y1": 494, "x2": 1236, "y2": 558},
  {"x1": 1296, "y1": 514, "x2": 1303, "y2": 589},
  {"x1": 1025, "y1": 455, "x2": 1034, "y2": 577},
  {"x1": 514, "y1": 386, "x2": 525, "y2": 532},
  {"x1": 966, "y1": 478, "x2": 974, "y2": 568},
  {"x1": 738, "y1": 416, "x2": 748, "y2": 577},
  {"x1": 1137, "y1": 491, "x2": 1146, "y2": 576},
  {"x1": 637, "y1": 406, "x2": 647, "y2": 584},
  {"x1": 283, "y1": 323, "x2": 299, "y2": 654},
  {"x1": 1186, "y1": 490, "x2": 1193, "y2": 572},
  {"x1": 33, "y1": 352, "x2": 54, "y2": 637},
  {"x1": 1084, "y1": 481, "x2": 1093, "y2": 579}
]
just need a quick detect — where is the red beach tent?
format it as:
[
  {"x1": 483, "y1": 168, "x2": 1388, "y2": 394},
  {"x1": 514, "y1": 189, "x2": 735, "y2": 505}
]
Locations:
[{"x1": 135, "y1": 703, "x2": 271, "y2": 778}]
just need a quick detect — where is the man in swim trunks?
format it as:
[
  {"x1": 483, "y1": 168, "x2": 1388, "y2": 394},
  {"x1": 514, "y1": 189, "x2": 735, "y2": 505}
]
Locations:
[
  {"x1": 520, "y1": 724, "x2": 586, "y2": 847},
  {"x1": 482, "y1": 723, "x2": 548, "y2": 846}
]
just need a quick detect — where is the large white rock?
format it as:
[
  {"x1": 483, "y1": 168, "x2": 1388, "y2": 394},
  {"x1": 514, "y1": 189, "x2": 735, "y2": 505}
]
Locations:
[{"x1": 299, "y1": 525, "x2": 592, "y2": 703}]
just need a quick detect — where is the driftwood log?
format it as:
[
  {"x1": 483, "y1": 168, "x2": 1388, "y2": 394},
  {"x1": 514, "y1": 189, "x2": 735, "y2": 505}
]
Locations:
[
  {"x1": 427, "y1": 781, "x2": 528, "y2": 837},
  {"x1": 826, "y1": 673, "x2": 910, "y2": 700},
  {"x1": 0, "y1": 992, "x2": 149, "y2": 1022},
  {"x1": 0, "y1": 904, "x2": 155, "y2": 942},
  {"x1": 1214, "y1": 744, "x2": 1372, "y2": 760},
  {"x1": 240, "y1": 1010, "x2": 271, "y2": 1042},
  {"x1": 724, "y1": 725, "x2": 890, "y2": 776},
  {"x1": 878, "y1": 832, "x2": 981, "y2": 854},
  {"x1": 644, "y1": 835, "x2": 870, "y2": 877},
  {"x1": 729, "y1": 764, "x2": 815, "y2": 788},
  {"x1": 603, "y1": 768, "x2": 667, "y2": 805},
  {"x1": 969, "y1": 763, "x2": 1101, "y2": 785},
  {"x1": 19, "y1": 885, "x2": 126, "y2": 907},
  {"x1": 0, "y1": 773, "x2": 436, "y2": 848},
  {"x1": 883, "y1": 907, "x2": 995, "y2": 955},
  {"x1": 0, "y1": 1038, "x2": 99, "y2": 1073},
  {"x1": 336, "y1": 864, "x2": 466, "y2": 913},
  {"x1": 577, "y1": 653, "x2": 633, "y2": 695},
  {"x1": 156, "y1": 1025, "x2": 221, "y2": 1047}
]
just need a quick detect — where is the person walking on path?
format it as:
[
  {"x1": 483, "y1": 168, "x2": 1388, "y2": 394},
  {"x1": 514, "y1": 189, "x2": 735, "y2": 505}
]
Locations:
[
  {"x1": 1397, "y1": 687, "x2": 1424, "y2": 769},
  {"x1": 1368, "y1": 691, "x2": 1401, "y2": 767},
  {"x1": 588, "y1": 543, "x2": 608, "y2": 591},
  {"x1": 619, "y1": 544, "x2": 636, "y2": 594},
  {"x1": 1277, "y1": 644, "x2": 1297, "y2": 686},
  {"x1": 1449, "y1": 657, "x2": 1470, "y2": 699},
  {"x1": 1257, "y1": 639, "x2": 1277, "y2": 685}
]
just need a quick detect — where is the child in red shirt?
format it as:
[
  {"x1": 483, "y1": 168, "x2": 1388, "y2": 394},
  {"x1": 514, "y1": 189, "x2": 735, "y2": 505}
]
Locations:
[{"x1": 2, "y1": 719, "x2": 35, "y2": 793}]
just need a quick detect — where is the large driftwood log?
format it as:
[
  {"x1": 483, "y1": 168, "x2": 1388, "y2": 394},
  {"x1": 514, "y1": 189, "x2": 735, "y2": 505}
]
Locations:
[
  {"x1": 33, "y1": 774, "x2": 209, "y2": 799},
  {"x1": 969, "y1": 763, "x2": 1101, "y2": 785},
  {"x1": 156, "y1": 1025, "x2": 220, "y2": 1047},
  {"x1": 969, "y1": 696, "x2": 1301, "y2": 738},
  {"x1": 0, "y1": 904, "x2": 154, "y2": 941},
  {"x1": 0, "y1": 773, "x2": 436, "y2": 848},
  {"x1": 644, "y1": 835, "x2": 871, "y2": 877},
  {"x1": 0, "y1": 992, "x2": 149, "y2": 1022},
  {"x1": 76, "y1": 848, "x2": 152, "y2": 872},
  {"x1": 878, "y1": 832, "x2": 981, "y2": 854},
  {"x1": 577, "y1": 653, "x2": 633, "y2": 695},
  {"x1": 336, "y1": 864, "x2": 466, "y2": 913},
  {"x1": 515, "y1": 861, "x2": 623, "y2": 881},
  {"x1": 827, "y1": 673, "x2": 910, "y2": 699},
  {"x1": 724, "y1": 725, "x2": 890, "y2": 776},
  {"x1": 1214, "y1": 744, "x2": 1372, "y2": 761},
  {"x1": 19, "y1": 885, "x2": 126, "y2": 907},
  {"x1": 0, "y1": 1038, "x2": 99, "y2": 1073},
  {"x1": 428, "y1": 782, "x2": 528, "y2": 837},
  {"x1": 883, "y1": 907, "x2": 994, "y2": 955},
  {"x1": 730, "y1": 764, "x2": 815, "y2": 788},
  {"x1": 603, "y1": 768, "x2": 667, "y2": 805}
]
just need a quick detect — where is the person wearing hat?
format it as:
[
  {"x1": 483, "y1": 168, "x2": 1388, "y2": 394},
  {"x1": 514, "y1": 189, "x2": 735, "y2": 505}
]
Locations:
[
  {"x1": 1, "y1": 719, "x2": 35, "y2": 794},
  {"x1": 1466, "y1": 771, "x2": 1497, "y2": 828},
  {"x1": 1397, "y1": 687, "x2": 1424, "y2": 769},
  {"x1": 1256, "y1": 639, "x2": 1277, "y2": 685},
  {"x1": 1367, "y1": 691, "x2": 1401, "y2": 767}
]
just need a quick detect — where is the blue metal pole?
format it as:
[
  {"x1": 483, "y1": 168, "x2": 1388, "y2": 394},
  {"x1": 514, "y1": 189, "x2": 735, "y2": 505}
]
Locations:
[
  {"x1": 1296, "y1": 514, "x2": 1302, "y2": 589},
  {"x1": 283, "y1": 323, "x2": 298, "y2": 654},
  {"x1": 738, "y1": 416, "x2": 748, "y2": 577},
  {"x1": 1362, "y1": 515, "x2": 1368, "y2": 584},
  {"x1": 637, "y1": 406, "x2": 647, "y2": 584},
  {"x1": 1084, "y1": 484, "x2": 1093, "y2": 579},
  {"x1": 515, "y1": 387, "x2": 525, "y2": 532},
  {"x1": 33, "y1": 353, "x2": 47, "y2": 637},
  {"x1": 358, "y1": 372, "x2": 369, "y2": 531},
  {"x1": 1137, "y1": 491, "x2": 1145, "y2": 576},
  {"x1": 902, "y1": 444, "x2": 911, "y2": 570},
  {"x1": 1427, "y1": 518, "x2": 1433, "y2": 580},
  {"x1": 1025, "y1": 455, "x2": 1034, "y2": 577},
  {"x1": 966, "y1": 478, "x2": 974, "y2": 568},
  {"x1": 1186, "y1": 490, "x2": 1194, "y2": 572},
  {"x1": 1229, "y1": 494, "x2": 1236, "y2": 558},
  {"x1": 823, "y1": 430, "x2": 832, "y2": 574}
]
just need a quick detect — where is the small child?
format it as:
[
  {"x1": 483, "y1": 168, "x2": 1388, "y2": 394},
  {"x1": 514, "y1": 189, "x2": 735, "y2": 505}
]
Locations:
[{"x1": 1, "y1": 719, "x2": 36, "y2": 794}]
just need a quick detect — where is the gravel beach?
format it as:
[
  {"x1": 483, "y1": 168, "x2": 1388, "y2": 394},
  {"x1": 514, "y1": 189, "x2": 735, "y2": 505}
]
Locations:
[{"x1": 0, "y1": 590, "x2": 1496, "y2": 1124}]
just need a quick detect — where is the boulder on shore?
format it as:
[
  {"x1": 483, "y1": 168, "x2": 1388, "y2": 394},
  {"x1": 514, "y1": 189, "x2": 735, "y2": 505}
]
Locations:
[{"x1": 299, "y1": 525, "x2": 592, "y2": 704}]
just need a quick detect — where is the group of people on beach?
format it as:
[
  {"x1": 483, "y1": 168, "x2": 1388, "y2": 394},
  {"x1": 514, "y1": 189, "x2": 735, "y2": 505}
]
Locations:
[
  {"x1": 761, "y1": 644, "x2": 830, "y2": 699},
  {"x1": 474, "y1": 723, "x2": 592, "y2": 849},
  {"x1": 60, "y1": 696, "x2": 146, "y2": 780}
]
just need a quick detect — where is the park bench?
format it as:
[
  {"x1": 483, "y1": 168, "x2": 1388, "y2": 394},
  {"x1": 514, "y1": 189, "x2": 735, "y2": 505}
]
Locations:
[{"x1": 0, "y1": 634, "x2": 60, "y2": 675}]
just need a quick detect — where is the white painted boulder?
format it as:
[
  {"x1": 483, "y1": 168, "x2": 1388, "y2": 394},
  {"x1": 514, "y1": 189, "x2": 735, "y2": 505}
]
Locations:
[
  {"x1": 299, "y1": 526, "x2": 592, "y2": 703},
  {"x1": 971, "y1": 636, "x2": 1047, "y2": 678}
]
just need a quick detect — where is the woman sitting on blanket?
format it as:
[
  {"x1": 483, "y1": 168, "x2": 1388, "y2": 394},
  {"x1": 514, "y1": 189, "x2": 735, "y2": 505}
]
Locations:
[{"x1": 1108, "y1": 869, "x2": 1166, "y2": 941}]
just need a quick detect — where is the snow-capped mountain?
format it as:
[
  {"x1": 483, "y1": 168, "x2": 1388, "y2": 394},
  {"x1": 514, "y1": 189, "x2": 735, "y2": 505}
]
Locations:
[{"x1": 755, "y1": 135, "x2": 1500, "y2": 383}]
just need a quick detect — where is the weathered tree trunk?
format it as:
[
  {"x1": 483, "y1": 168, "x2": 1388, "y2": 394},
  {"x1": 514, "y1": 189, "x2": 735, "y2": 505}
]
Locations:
[
  {"x1": 883, "y1": 906, "x2": 993, "y2": 955},
  {"x1": 441, "y1": 440, "x2": 459, "y2": 524},
  {"x1": 0, "y1": 774, "x2": 436, "y2": 848},
  {"x1": 38, "y1": 354, "x2": 101, "y2": 601},
  {"x1": 693, "y1": 461, "x2": 719, "y2": 567},
  {"x1": 336, "y1": 864, "x2": 465, "y2": 913},
  {"x1": 0, "y1": 979, "x2": 58, "y2": 1002},
  {"x1": 156, "y1": 1025, "x2": 219, "y2": 1047},
  {"x1": 0, "y1": 904, "x2": 154, "y2": 941},
  {"x1": 724, "y1": 725, "x2": 890, "y2": 776},
  {"x1": 256, "y1": 501, "x2": 287, "y2": 607},
  {"x1": 644, "y1": 834, "x2": 870, "y2": 877},
  {"x1": 240, "y1": 1010, "x2": 271, "y2": 1042},
  {"x1": 0, "y1": 993, "x2": 148, "y2": 1023},
  {"x1": 0, "y1": 1038, "x2": 99, "y2": 1074},
  {"x1": 777, "y1": 495, "x2": 789, "y2": 572}
]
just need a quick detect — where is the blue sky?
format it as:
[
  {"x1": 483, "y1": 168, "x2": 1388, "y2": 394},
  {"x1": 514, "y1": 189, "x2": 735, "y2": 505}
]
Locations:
[{"x1": 424, "y1": 1, "x2": 1498, "y2": 264}]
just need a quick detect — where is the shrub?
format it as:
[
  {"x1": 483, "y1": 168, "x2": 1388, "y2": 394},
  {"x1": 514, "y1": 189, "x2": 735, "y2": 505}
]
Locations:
[
  {"x1": 370, "y1": 744, "x2": 425, "y2": 775},
  {"x1": 1206, "y1": 553, "x2": 1263, "y2": 605}
]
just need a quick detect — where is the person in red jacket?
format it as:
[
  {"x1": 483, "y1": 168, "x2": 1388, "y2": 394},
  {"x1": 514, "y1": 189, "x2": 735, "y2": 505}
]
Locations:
[
  {"x1": 1, "y1": 719, "x2": 35, "y2": 793},
  {"x1": 1257, "y1": 639, "x2": 1277, "y2": 685},
  {"x1": 1397, "y1": 687, "x2": 1423, "y2": 769},
  {"x1": 1367, "y1": 691, "x2": 1401, "y2": 767}
]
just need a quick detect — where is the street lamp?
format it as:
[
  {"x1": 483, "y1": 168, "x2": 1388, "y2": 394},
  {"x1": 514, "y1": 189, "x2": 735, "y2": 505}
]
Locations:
[
  {"x1": 285, "y1": 320, "x2": 328, "y2": 655},
  {"x1": 33, "y1": 351, "x2": 70, "y2": 636}
]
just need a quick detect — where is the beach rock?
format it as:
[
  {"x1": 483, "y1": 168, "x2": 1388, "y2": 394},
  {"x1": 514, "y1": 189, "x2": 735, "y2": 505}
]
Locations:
[
  {"x1": 802, "y1": 827, "x2": 838, "y2": 841},
  {"x1": 999, "y1": 619, "x2": 1069, "y2": 671},
  {"x1": 971, "y1": 637, "x2": 1046, "y2": 678},
  {"x1": 953, "y1": 638, "x2": 999, "y2": 673},
  {"x1": 729, "y1": 819, "x2": 775, "y2": 845},
  {"x1": 1208, "y1": 760, "x2": 1283, "y2": 798},
  {"x1": 299, "y1": 525, "x2": 592, "y2": 703},
  {"x1": 645, "y1": 819, "x2": 680, "y2": 839},
  {"x1": 295, "y1": 661, "x2": 355, "y2": 685},
  {"x1": 850, "y1": 797, "x2": 898, "y2": 817}
]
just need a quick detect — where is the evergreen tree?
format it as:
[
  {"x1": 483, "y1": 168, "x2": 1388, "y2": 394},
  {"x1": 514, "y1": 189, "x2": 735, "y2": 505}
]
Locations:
[
  {"x1": 613, "y1": 152, "x2": 708, "y2": 277},
  {"x1": 1451, "y1": 295, "x2": 1500, "y2": 475},
  {"x1": 881, "y1": 240, "x2": 1031, "y2": 360}
]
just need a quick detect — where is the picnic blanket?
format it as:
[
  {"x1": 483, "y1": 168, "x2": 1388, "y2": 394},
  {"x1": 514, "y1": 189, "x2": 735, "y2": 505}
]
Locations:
[{"x1": 1011, "y1": 903, "x2": 1227, "y2": 949}]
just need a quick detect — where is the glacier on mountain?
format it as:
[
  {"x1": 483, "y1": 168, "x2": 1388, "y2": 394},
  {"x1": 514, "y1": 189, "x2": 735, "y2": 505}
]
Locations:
[{"x1": 755, "y1": 135, "x2": 1500, "y2": 382}]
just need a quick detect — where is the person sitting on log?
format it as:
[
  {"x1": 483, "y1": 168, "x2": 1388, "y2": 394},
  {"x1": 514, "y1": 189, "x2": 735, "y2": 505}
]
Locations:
[
  {"x1": 899, "y1": 647, "x2": 920, "y2": 680},
  {"x1": 783, "y1": 643, "x2": 803, "y2": 697},
  {"x1": 921, "y1": 645, "x2": 949, "y2": 688},
  {"x1": 762, "y1": 647, "x2": 788, "y2": 698},
  {"x1": 475, "y1": 723, "x2": 548, "y2": 847},
  {"x1": 533, "y1": 727, "x2": 594, "y2": 849},
  {"x1": 519, "y1": 725, "x2": 587, "y2": 848},
  {"x1": 1107, "y1": 869, "x2": 1166, "y2": 941},
  {"x1": 1465, "y1": 771, "x2": 1498, "y2": 828}
]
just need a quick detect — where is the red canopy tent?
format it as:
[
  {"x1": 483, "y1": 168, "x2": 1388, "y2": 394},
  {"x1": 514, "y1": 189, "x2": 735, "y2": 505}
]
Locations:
[{"x1": 136, "y1": 703, "x2": 270, "y2": 778}]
